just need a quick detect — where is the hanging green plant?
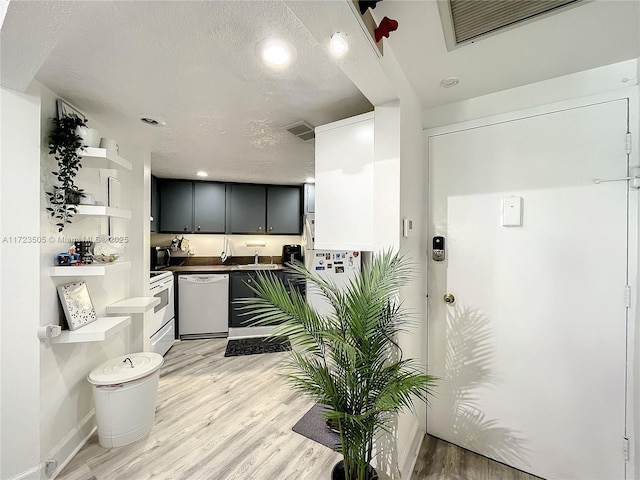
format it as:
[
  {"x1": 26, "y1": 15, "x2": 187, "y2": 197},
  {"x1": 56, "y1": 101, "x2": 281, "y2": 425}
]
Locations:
[{"x1": 46, "y1": 114, "x2": 87, "y2": 232}]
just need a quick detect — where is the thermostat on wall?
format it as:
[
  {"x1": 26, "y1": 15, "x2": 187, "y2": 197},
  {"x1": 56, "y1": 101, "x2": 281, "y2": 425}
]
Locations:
[{"x1": 502, "y1": 196, "x2": 522, "y2": 226}]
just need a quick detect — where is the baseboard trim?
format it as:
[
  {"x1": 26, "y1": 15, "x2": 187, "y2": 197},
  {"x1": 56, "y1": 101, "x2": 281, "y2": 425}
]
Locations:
[
  {"x1": 399, "y1": 422, "x2": 424, "y2": 479},
  {"x1": 7, "y1": 465, "x2": 41, "y2": 480},
  {"x1": 46, "y1": 410, "x2": 96, "y2": 479}
]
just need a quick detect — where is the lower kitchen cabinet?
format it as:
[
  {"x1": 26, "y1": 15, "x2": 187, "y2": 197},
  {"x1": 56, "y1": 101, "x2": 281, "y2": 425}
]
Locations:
[
  {"x1": 229, "y1": 272, "x2": 261, "y2": 328},
  {"x1": 228, "y1": 270, "x2": 304, "y2": 328}
]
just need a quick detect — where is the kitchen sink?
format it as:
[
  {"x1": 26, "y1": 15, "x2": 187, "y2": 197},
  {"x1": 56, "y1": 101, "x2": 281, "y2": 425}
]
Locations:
[{"x1": 234, "y1": 264, "x2": 279, "y2": 270}]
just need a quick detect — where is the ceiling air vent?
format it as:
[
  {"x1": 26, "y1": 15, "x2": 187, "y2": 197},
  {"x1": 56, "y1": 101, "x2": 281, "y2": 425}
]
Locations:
[
  {"x1": 438, "y1": 0, "x2": 583, "y2": 50},
  {"x1": 285, "y1": 121, "x2": 315, "y2": 142}
]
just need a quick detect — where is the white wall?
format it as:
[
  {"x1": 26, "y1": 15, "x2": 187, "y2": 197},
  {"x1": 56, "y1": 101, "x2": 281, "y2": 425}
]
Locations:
[
  {"x1": 37, "y1": 83, "x2": 150, "y2": 477},
  {"x1": 0, "y1": 85, "x2": 42, "y2": 479},
  {"x1": 0, "y1": 81, "x2": 150, "y2": 478}
]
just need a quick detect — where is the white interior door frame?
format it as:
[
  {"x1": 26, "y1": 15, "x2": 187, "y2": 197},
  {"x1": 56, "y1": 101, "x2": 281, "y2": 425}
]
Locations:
[{"x1": 424, "y1": 86, "x2": 639, "y2": 479}]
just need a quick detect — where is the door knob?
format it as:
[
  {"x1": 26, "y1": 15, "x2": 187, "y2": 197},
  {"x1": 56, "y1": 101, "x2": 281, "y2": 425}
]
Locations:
[{"x1": 443, "y1": 293, "x2": 455, "y2": 305}]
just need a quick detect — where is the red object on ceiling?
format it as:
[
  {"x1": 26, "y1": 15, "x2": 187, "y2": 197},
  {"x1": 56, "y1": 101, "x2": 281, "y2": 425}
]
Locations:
[{"x1": 374, "y1": 16, "x2": 398, "y2": 42}]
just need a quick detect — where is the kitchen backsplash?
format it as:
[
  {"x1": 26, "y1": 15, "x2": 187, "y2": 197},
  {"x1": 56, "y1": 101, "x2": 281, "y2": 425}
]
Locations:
[{"x1": 150, "y1": 234, "x2": 302, "y2": 258}]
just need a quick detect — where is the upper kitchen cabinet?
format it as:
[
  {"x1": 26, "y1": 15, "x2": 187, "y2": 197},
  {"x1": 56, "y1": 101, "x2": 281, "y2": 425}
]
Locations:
[
  {"x1": 158, "y1": 180, "x2": 226, "y2": 233},
  {"x1": 194, "y1": 182, "x2": 226, "y2": 233},
  {"x1": 227, "y1": 184, "x2": 267, "y2": 234},
  {"x1": 159, "y1": 180, "x2": 194, "y2": 232},
  {"x1": 315, "y1": 109, "x2": 401, "y2": 251},
  {"x1": 315, "y1": 112, "x2": 375, "y2": 250},
  {"x1": 227, "y1": 184, "x2": 302, "y2": 234},
  {"x1": 267, "y1": 186, "x2": 302, "y2": 234},
  {"x1": 151, "y1": 175, "x2": 159, "y2": 233}
]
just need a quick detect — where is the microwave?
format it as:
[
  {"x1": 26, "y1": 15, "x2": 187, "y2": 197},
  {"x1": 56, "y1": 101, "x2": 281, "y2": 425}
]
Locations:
[{"x1": 151, "y1": 246, "x2": 171, "y2": 270}]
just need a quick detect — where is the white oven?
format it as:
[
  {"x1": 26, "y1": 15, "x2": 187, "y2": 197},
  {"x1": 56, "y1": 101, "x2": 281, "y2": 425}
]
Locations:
[{"x1": 149, "y1": 271, "x2": 175, "y2": 356}]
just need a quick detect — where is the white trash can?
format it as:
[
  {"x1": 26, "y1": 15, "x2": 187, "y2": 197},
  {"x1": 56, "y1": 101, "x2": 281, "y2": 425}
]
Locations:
[{"x1": 88, "y1": 352, "x2": 164, "y2": 448}]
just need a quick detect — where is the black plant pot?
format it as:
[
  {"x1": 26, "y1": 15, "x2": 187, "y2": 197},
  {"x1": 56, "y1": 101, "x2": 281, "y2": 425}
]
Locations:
[{"x1": 331, "y1": 460, "x2": 378, "y2": 480}]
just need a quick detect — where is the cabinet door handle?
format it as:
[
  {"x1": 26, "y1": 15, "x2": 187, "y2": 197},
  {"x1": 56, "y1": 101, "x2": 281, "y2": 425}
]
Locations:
[
  {"x1": 184, "y1": 225, "x2": 189, "y2": 231},
  {"x1": 258, "y1": 226, "x2": 262, "y2": 231},
  {"x1": 268, "y1": 226, "x2": 273, "y2": 231},
  {"x1": 197, "y1": 226, "x2": 201, "y2": 231}
]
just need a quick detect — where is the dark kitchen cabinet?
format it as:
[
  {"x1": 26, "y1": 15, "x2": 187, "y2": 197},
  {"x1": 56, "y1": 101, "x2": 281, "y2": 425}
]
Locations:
[
  {"x1": 267, "y1": 186, "x2": 302, "y2": 234},
  {"x1": 158, "y1": 180, "x2": 301, "y2": 235},
  {"x1": 229, "y1": 271, "x2": 262, "y2": 328},
  {"x1": 194, "y1": 182, "x2": 225, "y2": 233},
  {"x1": 229, "y1": 270, "x2": 303, "y2": 328},
  {"x1": 228, "y1": 184, "x2": 267, "y2": 234},
  {"x1": 159, "y1": 180, "x2": 193, "y2": 232},
  {"x1": 159, "y1": 180, "x2": 226, "y2": 233},
  {"x1": 227, "y1": 184, "x2": 302, "y2": 235},
  {"x1": 151, "y1": 175, "x2": 159, "y2": 233}
]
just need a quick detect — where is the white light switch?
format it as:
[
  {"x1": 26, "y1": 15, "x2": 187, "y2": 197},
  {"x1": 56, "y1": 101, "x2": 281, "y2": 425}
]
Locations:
[{"x1": 502, "y1": 196, "x2": 522, "y2": 226}]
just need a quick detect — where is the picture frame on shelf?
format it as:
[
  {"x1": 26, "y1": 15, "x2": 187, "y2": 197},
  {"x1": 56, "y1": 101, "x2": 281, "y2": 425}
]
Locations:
[
  {"x1": 56, "y1": 98, "x2": 87, "y2": 121},
  {"x1": 57, "y1": 281, "x2": 97, "y2": 330}
]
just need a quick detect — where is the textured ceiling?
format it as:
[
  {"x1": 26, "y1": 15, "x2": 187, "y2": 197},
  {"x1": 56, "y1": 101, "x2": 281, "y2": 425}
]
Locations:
[
  {"x1": 2, "y1": 0, "x2": 638, "y2": 184},
  {"x1": 1, "y1": 1, "x2": 373, "y2": 184}
]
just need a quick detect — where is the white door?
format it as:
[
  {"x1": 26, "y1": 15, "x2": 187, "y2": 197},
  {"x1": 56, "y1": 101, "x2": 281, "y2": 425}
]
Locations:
[{"x1": 427, "y1": 99, "x2": 630, "y2": 480}]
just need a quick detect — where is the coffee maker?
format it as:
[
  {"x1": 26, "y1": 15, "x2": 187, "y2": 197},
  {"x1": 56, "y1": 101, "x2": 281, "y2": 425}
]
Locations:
[{"x1": 282, "y1": 244, "x2": 303, "y2": 264}]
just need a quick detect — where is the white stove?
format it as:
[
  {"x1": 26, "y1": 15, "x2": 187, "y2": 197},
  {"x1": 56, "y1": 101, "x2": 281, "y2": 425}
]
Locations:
[{"x1": 149, "y1": 270, "x2": 175, "y2": 355}]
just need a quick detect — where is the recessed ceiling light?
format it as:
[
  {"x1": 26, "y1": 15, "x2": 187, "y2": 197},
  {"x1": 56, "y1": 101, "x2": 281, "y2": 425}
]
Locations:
[
  {"x1": 329, "y1": 32, "x2": 349, "y2": 57},
  {"x1": 140, "y1": 116, "x2": 166, "y2": 126},
  {"x1": 196, "y1": 171, "x2": 208, "y2": 177},
  {"x1": 306, "y1": 177, "x2": 315, "y2": 184},
  {"x1": 257, "y1": 39, "x2": 295, "y2": 68},
  {"x1": 440, "y1": 77, "x2": 460, "y2": 88}
]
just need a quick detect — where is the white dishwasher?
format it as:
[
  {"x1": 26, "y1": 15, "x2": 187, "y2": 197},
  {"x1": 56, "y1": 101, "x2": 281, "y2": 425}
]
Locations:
[{"x1": 178, "y1": 274, "x2": 229, "y2": 339}]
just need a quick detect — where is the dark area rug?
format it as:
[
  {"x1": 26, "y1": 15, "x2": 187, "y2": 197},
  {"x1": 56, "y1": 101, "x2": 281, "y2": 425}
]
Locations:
[
  {"x1": 292, "y1": 403, "x2": 340, "y2": 449},
  {"x1": 224, "y1": 336, "x2": 291, "y2": 357}
]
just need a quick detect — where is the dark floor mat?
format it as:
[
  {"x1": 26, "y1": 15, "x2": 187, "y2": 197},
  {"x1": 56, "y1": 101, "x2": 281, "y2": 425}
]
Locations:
[
  {"x1": 292, "y1": 403, "x2": 340, "y2": 450},
  {"x1": 224, "y1": 336, "x2": 291, "y2": 357}
]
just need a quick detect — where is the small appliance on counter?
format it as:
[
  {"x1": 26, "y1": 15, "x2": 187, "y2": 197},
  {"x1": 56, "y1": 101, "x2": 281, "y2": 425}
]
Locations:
[
  {"x1": 282, "y1": 244, "x2": 303, "y2": 264},
  {"x1": 150, "y1": 246, "x2": 171, "y2": 270}
]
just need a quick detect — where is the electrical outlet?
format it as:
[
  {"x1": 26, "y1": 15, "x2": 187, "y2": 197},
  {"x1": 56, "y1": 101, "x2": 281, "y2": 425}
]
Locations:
[{"x1": 45, "y1": 459, "x2": 57, "y2": 477}]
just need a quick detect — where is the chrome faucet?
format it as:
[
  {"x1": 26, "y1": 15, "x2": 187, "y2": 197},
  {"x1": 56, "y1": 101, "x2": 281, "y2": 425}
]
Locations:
[
  {"x1": 254, "y1": 251, "x2": 259, "y2": 264},
  {"x1": 123, "y1": 357, "x2": 134, "y2": 368}
]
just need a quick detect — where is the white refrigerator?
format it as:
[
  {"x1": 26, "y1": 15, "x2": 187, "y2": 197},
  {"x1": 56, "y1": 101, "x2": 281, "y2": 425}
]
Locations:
[{"x1": 305, "y1": 250, "x2": 361, "y2": 316}]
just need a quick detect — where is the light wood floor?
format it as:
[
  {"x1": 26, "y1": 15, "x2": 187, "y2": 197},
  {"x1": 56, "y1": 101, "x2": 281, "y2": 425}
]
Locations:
[
  {"x1": 58, "y1": 339, "x2": 543, "y2": 480},
  {"x1": 411, "y1": 435, "x2": 542, "y2": 480}
]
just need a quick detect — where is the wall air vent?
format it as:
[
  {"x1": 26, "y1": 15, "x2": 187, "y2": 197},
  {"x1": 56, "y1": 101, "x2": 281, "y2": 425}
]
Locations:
[
  {"x1": 438, "y1": 0, "x2": 583, "y2": 50},
  {"x1": 285, "y1": 121, "x2": 315, "y2": 142}
]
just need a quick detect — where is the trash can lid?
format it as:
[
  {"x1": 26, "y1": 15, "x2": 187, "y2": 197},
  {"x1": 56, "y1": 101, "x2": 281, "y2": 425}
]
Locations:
[{"x1": 88, "y1": 352, "x2": 164, "y2": 386}]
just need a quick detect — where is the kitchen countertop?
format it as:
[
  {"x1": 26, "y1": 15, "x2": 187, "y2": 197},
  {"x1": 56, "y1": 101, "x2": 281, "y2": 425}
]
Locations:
[{"x1": 165, "y1": 264, "x2": 285, "y2": 273}]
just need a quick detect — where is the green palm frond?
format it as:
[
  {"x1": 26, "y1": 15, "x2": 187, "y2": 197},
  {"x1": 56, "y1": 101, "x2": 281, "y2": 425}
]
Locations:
[{"x1": 239, "y1": 249, "x2": 438, "y2": 480}]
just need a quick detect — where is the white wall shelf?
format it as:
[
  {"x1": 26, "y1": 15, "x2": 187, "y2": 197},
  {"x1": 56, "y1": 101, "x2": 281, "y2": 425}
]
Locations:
[
  {"x1": 51, "y1": 316, "x2": 131, "y2": 344},
  {"x1": 79, "y1": 147, "x2": 132, "y2": 171},
  {"x1": 106, "y1": 297, "x2": 160, "y2": 314},
  {"x1": 76, "y1": 205, "x2": 131, "y2": 219},
  {"x1": 49, "y1": 261, "x2": 131, "y2": 277}
]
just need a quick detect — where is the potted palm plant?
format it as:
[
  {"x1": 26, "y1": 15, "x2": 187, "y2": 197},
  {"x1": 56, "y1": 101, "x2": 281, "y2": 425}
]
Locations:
[
  {"x1": 240, "y1": 250, "x2": 437, "y2": 480},
  {"x1": 46, "y1": 113, "x2": 87, "y2": 232}
]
